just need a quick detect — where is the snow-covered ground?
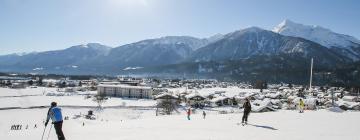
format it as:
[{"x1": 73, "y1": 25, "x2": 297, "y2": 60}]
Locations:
[
  {"x1": 0, "y1": 87, "x2": 47, "y2": 97},
  {"x1": 0, "y1": 88, "x2": 156, "y2": 108},
  {"x1": 1, "y1": 87, "x2": 360, "y2": 140},
  {"x1": 0, "y1": 95, "x2": 156, "y2": 108},
  {"x1": 1, "y1": 108, "x2": 360, "y2": 140}
]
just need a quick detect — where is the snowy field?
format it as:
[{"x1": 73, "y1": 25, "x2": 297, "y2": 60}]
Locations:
[
  {"x1": 1, "y1": 108, "x2": 360, "y2": 140},
  {"x1": 1, "y1": 87, "x2": 360, "y2": 140},
  {"x1": 0, "y1": 88, "x2": 156, "y2": 108}
]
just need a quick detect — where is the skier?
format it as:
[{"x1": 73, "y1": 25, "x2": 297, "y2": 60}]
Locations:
[
  {"x1": 299, "y1": 99, "x2": 305, "y2": 113},
  {"x1": 187, "y1": 108, "x2": 191, "y2": 120},
  {"x1": 156, "y1": 108, "x2": 158, "y2": 116},
  {"x1": 45, "y1": 102, "x2": 65, "y2": 140},
  {"x1": 242, "y1": 98, "x2": 252, "y2": 125},
  {"x1": 202, "y1": 111, "x2": 206, "y2": 119}
]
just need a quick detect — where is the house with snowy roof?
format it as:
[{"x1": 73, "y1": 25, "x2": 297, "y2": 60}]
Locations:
[
  {"x1": 209, "y1": 96, "x2": 232, "y2": 107},
  {"x1": 342, "y1": 96, "x2": 359, "y2": 102},
  {"x1": 251, "y1": 99, "x2": 276, "y2": 112},
  {"x1": 155, "y1": 93, "x2": 180, "y2": 102},
  {"x1": 185, "y1": 94, "x2": 206, "y2": 108}
]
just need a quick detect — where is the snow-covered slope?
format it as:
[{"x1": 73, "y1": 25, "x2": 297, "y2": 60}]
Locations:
[
  {"x1": 273, "y1": 19, "x2": 360, "y2": 60},
  {"x1": 105, "y1": 36, "x2": 208, "y2": 67},
  {"x1": 188, "y1": 27, "x2": 346, "y2": 65},
  {"x1": 148, "y1": 36, "x2": 209, "y2": 51},
  {"x1": 0, "y1": 43, "x2": 112, "y2": 74},
  {"x1": 273, "y1": 19, "x2": 360, "y2": 48},
  {"x1": 206, "y1": 33, "x2": 224, "y2": 44}
]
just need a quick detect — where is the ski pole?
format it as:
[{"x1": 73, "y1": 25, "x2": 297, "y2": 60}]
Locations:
[
  {"x1": 46, "y1": 124, "x2": 52, "y2": 140},
  {"x1": 41, "y1": 125, "x2": 47, "y2": 140}
]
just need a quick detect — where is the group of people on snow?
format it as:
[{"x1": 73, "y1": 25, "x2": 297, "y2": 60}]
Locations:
[
  {"x1": 185, "y1": 97, "x2": 306, "y2": 125},
  {"x1": 10, "y1": 125, "x2": 22, "y2": 130},
  {"x1": 10, "y1": 124, "x2": 37, "y2": 130},
  {"x1": 185, "y1": 97, "x2": 253, "y2": 125},
  {"x1": 186, "y1": 109, "x2": 207, "y2": 120},
  {"x1": 37, "y1": 96, "x2": 307, "y2": 140}
]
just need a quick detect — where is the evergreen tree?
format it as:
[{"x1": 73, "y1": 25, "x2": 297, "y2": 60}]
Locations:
[{"x1": 28, "y1": 80, "x2": 34, "y2": 86}]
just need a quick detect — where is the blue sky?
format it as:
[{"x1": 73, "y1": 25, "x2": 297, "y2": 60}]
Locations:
[{"x1": 0, "y1": 0, "x2": 359, "y2": 55}]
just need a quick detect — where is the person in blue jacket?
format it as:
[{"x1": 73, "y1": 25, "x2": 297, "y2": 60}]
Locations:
[{"x1": 45, "y1": 102, "x2": 65, "y2": 140}]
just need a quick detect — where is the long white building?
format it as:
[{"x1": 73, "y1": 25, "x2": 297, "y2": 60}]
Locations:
[{"x1": 97, "y1": 84, "x2": 154, "y2": 99}]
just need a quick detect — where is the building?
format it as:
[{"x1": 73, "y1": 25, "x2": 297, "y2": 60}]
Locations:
[
  {"x1": 97, "y1": 84, "x2": 154, "y2": 99},
  {"x1": 185, "y1": 94, "x2": 206, "y2": 108},
  {"x1": 11, "y1": 82, "x2": 27, "y2": 89},
  {"x1": 155, "y1": 93, "x2": 180, "y2": 104},
  {"x1": 209, "y1": 96, "x2": 232, "y2": 107},
  {"x1": 0, "y1": 76, "x2": 30, "y2": 88}
]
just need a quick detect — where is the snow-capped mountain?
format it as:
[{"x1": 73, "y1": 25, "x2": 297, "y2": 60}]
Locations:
[
  {"x1": 149, "y1": 36, "x2": 209, "y2": 51},
  {"x1": 206, "y1": 33, "x2": 224, "y2": 44},
  {"x1": 105, "y1": 36, "x2": 208, "y2": 67},
  {"x1": 273, "y1": 19, "x2": 360, "y2": 48},
  {"x1": 273, "y1": 19, "x2": 360, "y2": 60},
  {"x1": 0, "y1": 36, "x2": 213, "y2": 74},
  {"x1": 0, "y1": 43, "x2": 112, "y2": 73},
  {"x1": 188, "y1": 27, "x2": 346, "y2": 65}
]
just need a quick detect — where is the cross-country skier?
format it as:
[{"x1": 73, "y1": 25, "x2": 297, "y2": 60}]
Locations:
[
  {"x1": 202, "y1": 111, "x2": 206, "y2": 119},
  {"x1": 299, "y1": 99, "x2": 305, "y2": 113},
  {"x1": 187, "y1": 108, "x2": 191, "y2": 120},
  {"x1": 242, "y1": 98, "x2": 252, "y2": 125},
  {"x1": 45, "y1": 102, "x2": 65, "y2": 140}
]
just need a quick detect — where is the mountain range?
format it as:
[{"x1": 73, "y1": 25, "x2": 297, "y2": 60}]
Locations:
[
  {"x1": 0, "y1": 20, "x2": 359, "y2": 84},
  {"x1": 273, "y1": 19, "x2": 360, "y2": 61}
]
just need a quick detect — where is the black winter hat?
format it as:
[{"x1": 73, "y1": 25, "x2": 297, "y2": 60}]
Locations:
[{"x1": 51, "y1": 102, "x2": 57, "y2": 107}]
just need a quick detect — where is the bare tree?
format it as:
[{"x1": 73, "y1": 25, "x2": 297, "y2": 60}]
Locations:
[
  {"x1": 156, "y1": 100, "x2": 177, "y2": 115},
  {"x1": 93, "y1": 94, "x2": 108, "y2": 110}
]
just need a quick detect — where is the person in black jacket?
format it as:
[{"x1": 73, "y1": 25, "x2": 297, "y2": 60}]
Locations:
[{"x1": 242, "y1": 98, "x2": 252, "y2": 124}]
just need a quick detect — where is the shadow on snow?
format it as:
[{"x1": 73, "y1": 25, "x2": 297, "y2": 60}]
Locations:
[{"x1": 248, "y1": 123, "x2": 278, "y2": 130}]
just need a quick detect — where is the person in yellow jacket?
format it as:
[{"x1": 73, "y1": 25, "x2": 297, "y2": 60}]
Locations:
[{"x1": 299, "y1": 99, "x2": 305, "y2": 113}]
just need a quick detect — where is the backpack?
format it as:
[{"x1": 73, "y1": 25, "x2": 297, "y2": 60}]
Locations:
[{"x1": 49, "y1": 107, "x2": 63, "y2": 122}]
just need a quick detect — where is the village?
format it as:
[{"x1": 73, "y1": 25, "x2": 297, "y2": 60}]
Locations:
[
  {"x1": 1, "y1": 75, "x2": 360, "y2": 113},
  {"x1": 1, "y1": 75, "x2": 360, "y2": 140}
]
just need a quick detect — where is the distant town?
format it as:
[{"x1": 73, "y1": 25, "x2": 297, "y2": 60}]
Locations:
[{"x1": 1, "y1": 72, "x2": 359, "y2": 113}]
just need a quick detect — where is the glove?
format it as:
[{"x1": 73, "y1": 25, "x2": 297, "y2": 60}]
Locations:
[{"x1": 45, "y1": 121, "x2": 48, "y2": 127}]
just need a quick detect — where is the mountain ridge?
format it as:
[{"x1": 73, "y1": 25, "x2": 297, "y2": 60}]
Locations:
[
  {"x1": 273, "y1": 19, "x2": 360, "y2": 61},
  {"x1": 0, "y1": 21, "x2": 359, "y2": 76}
]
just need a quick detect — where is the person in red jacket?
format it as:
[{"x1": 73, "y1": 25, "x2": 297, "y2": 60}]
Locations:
[{"x1": 187, "y1": 108, "x2": 191, "y2": 120}]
